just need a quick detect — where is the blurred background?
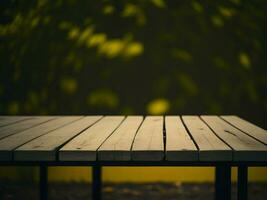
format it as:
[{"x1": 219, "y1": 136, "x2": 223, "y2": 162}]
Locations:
[{"x1": 0, "y1": 0, "x2": 267, "y2": 199}]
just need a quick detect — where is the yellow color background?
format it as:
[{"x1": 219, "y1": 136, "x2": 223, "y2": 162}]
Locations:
[{"x1": 1, "y1": 167, "x2": 267, "y2": 182}]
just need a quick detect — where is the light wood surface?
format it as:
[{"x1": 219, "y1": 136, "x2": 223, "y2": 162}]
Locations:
[
  {"x1": 0, "y1": 116, "x2": 33, "y2": 127},
  {"x1": 0, "y1": 117, "x2": 55, "y2": 140},
  {"x1": 0, "y1": 116, "x2": 82, "y2": 160},
  {"x1": 132, "y1": 116, "x2": 164, "y2": 161},
  {"x1": 165, "y1": 116, "x2": 198, "y2": 161},
  {"x1": 0, "y1": 115, "x2": 266, "y2": 162},
  {"x1": 221, "y1": 115, "x2": 267, "y2": 145},
  {"x1": 14, "y1": 116, "x2": 102, "y2": 161},
  {"x1": 98, "y1": 116, "x2": 143, "y2": 161},
  {"x1": 182, "y1": 116, "x2": 232, "y2": 161},
  {"x1": 201, "y1": 116, "x2": 267, "y2": 161},
  {"x1": 59, "y1": 116, "x2": 125, "y2": 161}
]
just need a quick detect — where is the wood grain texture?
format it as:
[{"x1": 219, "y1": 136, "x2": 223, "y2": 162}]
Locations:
[
  {"x1": 59, "y1": 116, "x2": 125, "y2": 161},
  {"x1": 221, "y1": 115, "x2": 267, "y2": 145},
  {"x1": 0, "y1": 117, "x2": 55, "y2": 140},
  {"x1": 14, "y1": 116, "x2": 102, "y2": 161},
  {"x1": 182, "y1": 116, "x2": 232, "y2": 161},
  {"x1": 98, "y1": 116, "x2": 143, "y2": 161},
  {"x1": 201, "y1": 116, "x2": 267, "y2": 161},
  {"x1": 0, "y1": 115, "x2": 265, "y2": 163},
  {"x1": 0, "y1": 116, "x2": 82, "y2": 161},
  {"x1": 0, "y1": 116, "x2": 33, "y2": 127},
  {"x1": 132, "y1": 116, "x2": 164, "y2": 161},
  {"x1": 165, "y1": 116, "x2": 198, "y2": 161}
]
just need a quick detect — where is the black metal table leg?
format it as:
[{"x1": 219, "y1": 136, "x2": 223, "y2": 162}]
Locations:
[
  {"x1": 92, "y1": 166, "x2": 102, "y2": 200},
  {"x1": 215, "y1": 165, "x2": 231, "y2": 200},
  {"x1": 39, "y1": 165, "x2": 48, "y2": 200},
  {"x1": 238, "y1": 165, "x2": 248, "y2": 200}
]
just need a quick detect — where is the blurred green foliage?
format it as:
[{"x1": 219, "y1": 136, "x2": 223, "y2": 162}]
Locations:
[{"x1": 0, "y1": 0, "x2": 266, "y2": 127}]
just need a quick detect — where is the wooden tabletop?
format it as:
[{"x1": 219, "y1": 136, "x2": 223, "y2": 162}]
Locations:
[{"x1": 0, "y1": 115, "x2": 266, "y2": 162}]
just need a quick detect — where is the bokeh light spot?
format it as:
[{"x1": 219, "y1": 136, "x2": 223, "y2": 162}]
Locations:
[
  {"x1": 191, "y1": 1, "x2": 203, "y2": 13},
  {"x1": 147, "y1": 98, "x2": 170, "y2": 115},
  {"x1": 219, "y1": 6, "x2": 235, "y2": 18},
  {"x1": 98, "y1": 39, "x2": 125, "y2": 58},
  {"x1": 124, "y1": 42, "x2": 144, "y2": 58},
  {"x1": 87, "y1": 89, "x2": 119, "y2": 109},
  {"x1": 87, "y1": 33, "x2": 107, "y2": 47},
  {"x1": 150, "y1": 0, "x2": 166, "y2": 8},
  {"x1": 239, "y1": 52, "x2": 251, "y2": 69},
  {"x1": 211, "y1": 15, "x2": 224, "y2": 27},
  {"x1": 68, "y1": 28, "x2": 80, "y2": 39},
  {"x1": 60, "y1": 77, "x2": 78, "y2": 95},
  {"x1": 103, "y1": 5, "x2": 115, "y2": 15}
]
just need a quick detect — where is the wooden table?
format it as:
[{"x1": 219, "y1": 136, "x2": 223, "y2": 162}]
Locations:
[{"x1": 0, "y1": 115, "x2": 266, "y2": 200}]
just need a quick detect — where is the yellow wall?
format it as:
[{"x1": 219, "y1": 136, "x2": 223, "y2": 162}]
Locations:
[{"x1": 1, "y1": 167, "x2": 267, "y2": 182}]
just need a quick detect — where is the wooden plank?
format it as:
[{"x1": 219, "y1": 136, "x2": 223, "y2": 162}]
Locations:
[
  {"x1": 132, "y1": 116, "x2": 164, "y2": 161},
  {"x1": 14, "y1": 116, "x2": 102, "y2": 161},
  {"x1": 59, "y1": 116, "x2": 125, "y2": 161},
  {"x1": 165, "y1": 116, "x2": 198, "y2": 161},
  {"x1": 98, "y1": 116, "x2": 143, "y2": 161},
  {"x1": 0, "y1": 116, "x2": 82, "y2": 161},
  {"x1": 182, "y1": 116, "x2": 232, "y2": 161},
  {"x1": 221, "y1": 115, "x2": 267, "y2": 145},
  {"x1": 201, "y1": 116, "x2": 267, "y2": 161},
  {"x1": 0, "y1": 116, "x2": 33, "y2": 127},
  {"x1": 0, "y1": 117, "x2": 55, "y2": 140}
]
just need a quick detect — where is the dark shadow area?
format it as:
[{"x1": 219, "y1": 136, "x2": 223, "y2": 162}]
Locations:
[
  {"x1": 0, "y1": 0, "x2": 266, "y2": 128},
  {"x1": 0, "y1": 181, "x2": 267, "y2": 200}
]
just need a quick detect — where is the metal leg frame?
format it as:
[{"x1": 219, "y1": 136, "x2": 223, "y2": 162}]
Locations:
[
  {"x1": 39, "y1": 165, "x2": 48, "y2": 200},
  {"x1": 215, "y1": 165, "x2": 231, "y2": 200},
  {"x1": 237, "y1": 165, "x2": 248, "y2": 200},
  {"x1": 92, "y1": 166, "x2": 102, "y2": 200},
  {"x1": 38, "y1": 165, "x2": 103, "y2": 200},
  {"x1": 37, "y1": 164, "x2": 248, "y2": 200}
]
